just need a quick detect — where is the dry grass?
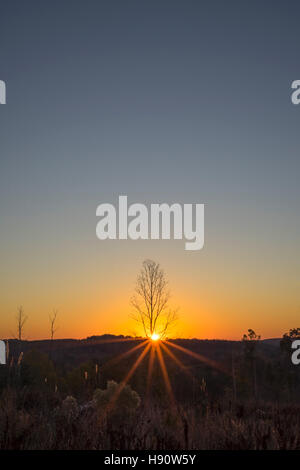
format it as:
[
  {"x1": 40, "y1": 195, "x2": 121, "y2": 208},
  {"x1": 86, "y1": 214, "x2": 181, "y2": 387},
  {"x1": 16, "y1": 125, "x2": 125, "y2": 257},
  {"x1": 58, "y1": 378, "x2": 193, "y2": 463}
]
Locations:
[{"x1": 1, "y1": 388, "x2": 300, "y2": 450}]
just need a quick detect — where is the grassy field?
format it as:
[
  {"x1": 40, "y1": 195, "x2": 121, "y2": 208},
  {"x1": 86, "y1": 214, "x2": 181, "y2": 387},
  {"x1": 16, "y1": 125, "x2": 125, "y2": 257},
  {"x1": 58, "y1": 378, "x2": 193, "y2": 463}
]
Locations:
[{"x1": 0, "y1": 335, "x2": 299, "y2": 450}]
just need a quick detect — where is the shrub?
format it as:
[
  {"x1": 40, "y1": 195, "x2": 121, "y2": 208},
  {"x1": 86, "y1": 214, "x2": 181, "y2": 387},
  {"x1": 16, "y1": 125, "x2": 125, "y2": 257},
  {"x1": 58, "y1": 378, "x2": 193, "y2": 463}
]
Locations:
[{"x1": 93, "y1": 380, "x2": 140, "y2": 427}]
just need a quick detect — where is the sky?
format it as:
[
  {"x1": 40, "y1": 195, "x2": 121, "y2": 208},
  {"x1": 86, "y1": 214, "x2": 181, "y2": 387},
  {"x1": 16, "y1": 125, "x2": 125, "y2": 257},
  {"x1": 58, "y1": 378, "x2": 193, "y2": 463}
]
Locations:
[{"x1": 0, "y1": 0, "x2": 300, "y2": 340}]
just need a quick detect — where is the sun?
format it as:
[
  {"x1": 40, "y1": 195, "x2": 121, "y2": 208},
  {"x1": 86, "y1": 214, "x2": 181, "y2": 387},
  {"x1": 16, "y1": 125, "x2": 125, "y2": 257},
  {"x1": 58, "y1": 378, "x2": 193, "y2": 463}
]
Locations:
[{"x1": 151, "y1": 333, "x2": 160, "y2": 341}]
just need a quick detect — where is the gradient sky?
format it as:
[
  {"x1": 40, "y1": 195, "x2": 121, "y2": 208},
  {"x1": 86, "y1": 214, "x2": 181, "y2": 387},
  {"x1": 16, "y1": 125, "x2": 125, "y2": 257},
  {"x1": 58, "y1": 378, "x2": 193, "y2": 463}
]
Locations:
[{"x1": 0, "y1": 0, "x2": 300, "y2": 340}]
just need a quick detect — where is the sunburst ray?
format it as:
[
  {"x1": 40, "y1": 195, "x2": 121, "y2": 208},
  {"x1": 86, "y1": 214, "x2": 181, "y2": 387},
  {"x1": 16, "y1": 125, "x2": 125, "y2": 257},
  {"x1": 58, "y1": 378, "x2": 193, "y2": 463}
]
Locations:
[
  {"x1": 160, "y1": 342, "x2": 194, "y2": 380},
  {"x1": 106, "y1": 342, "x2": 151, "y2": 413},
  {"x1": 101, "y1": 339, "x2": 148, "y2": 371},
  {"x1": 146, "y1": 343, "x2": 156, "y2": 399},
  {"x1": 164, "y1": 340, "x2": 230, "y2": 375},
  {"x1": 156, "y1": 343, "x2": 176, "y2": 406}
]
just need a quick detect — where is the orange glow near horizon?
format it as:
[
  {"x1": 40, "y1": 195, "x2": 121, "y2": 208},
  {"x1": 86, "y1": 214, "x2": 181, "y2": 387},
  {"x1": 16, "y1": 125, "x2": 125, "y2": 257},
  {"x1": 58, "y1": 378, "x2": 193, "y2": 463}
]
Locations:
[{"x1": 0, "y1": 255, "x2": 298, "y2": 342}]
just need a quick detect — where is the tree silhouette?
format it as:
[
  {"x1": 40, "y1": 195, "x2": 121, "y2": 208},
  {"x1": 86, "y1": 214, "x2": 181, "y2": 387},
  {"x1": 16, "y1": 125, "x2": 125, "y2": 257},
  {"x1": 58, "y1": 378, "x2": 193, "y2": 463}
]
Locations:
[
  {"x1": 16, "y1": 306, "x2": 27, "y2": 341},
  {"x1": 280, "y1": 328, "x2": 300, "y2": 356},
  {"x1": 242, "y1": 329, "x2": 260, "y2": 399},
  {"x1": 49, "y1": 309, "x2": 59, "y2": 341},
  {"x1": 131, "y1": 259, "x2": 177, "y2": 338},
  {"x1": 242, "y1": 329, "x2": 260, "y2": 356},
  {"x1": 280, "y1": 328, "x2": 300, "y2": 400}
]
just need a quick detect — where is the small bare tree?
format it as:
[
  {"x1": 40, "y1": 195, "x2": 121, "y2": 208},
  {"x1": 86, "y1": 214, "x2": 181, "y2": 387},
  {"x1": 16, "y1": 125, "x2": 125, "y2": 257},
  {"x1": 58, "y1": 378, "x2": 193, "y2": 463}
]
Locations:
[
  {"x1": 131, "y1": 259, "x2": 177, "y2": 338},
  {"x1": 16, "y1": 306, "x2": 27, "y2": 341},
  {"x1": 49, "y1": 309, "x2": 58, "y2": 341}
]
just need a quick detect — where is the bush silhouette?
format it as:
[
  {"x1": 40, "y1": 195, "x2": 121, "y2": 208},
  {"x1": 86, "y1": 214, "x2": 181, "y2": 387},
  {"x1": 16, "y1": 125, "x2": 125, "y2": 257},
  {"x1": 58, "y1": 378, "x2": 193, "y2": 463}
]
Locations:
[{"x1": 94, "y1": 380, "x2": 140, "y2": 427}]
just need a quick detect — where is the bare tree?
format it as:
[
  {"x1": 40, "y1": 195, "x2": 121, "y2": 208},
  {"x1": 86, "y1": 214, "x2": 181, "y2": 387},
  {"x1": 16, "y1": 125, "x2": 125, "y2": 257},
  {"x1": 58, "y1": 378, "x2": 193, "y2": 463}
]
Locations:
[
  {"x1": 16, "y1": 306, "x2": 27, "y2": 341},
  {"x1": 131, "y1": 259, "x2": 177, "y2": 338},
  {"x1": 49, "y1": 309, "x2": 58, "y2": 341}
]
